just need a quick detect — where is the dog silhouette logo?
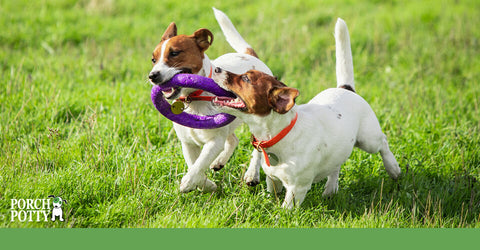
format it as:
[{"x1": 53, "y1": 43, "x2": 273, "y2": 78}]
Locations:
[{"x1": 48, "y1": 195, "x2": 67, "y2": 222}]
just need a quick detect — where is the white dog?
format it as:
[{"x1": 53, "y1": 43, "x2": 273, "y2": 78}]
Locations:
[
  {"x1": 212, "y1": 18, "x2": 401, "y2": 208},
  {"x1": 148, "y1": 8, "x2": 272, "y2": 192}
]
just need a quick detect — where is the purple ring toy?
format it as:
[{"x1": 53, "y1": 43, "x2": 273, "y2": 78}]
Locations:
[{"x1": 151, "y1": 74, "x2": 237, "y2": 129}]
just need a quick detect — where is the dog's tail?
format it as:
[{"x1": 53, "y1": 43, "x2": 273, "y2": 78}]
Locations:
[
  {"x1": 213, "y1": 7, "x2": 259, "y2": 58},
  {"x1": 335, "y1": 18, "x2": 355, "y2": 92}
]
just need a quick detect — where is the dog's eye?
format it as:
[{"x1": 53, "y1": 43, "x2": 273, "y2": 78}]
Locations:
[
  {"x1": 169, "y1": 51, "x2": 181, "y2": 57},
  {"x1": 151, "y1": 58, "x2": 156, "y2": 64},
  {"x1": 242, "y1": 75, "x2": 251, "y2": 84}
]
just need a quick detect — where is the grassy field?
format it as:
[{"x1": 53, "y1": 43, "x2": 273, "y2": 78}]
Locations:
[{"x1": 1, "y1": 0, "x2": 479, "y2": 228}]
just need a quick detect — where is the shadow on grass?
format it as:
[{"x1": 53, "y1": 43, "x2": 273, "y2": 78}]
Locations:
[{"x1": 298, "y1": 163, "x2": 480, "y2": 227}]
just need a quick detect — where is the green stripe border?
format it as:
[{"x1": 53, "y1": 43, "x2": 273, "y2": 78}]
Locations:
[{"x1": 1, "y1": 229, "x2": 479, "y2": 249}]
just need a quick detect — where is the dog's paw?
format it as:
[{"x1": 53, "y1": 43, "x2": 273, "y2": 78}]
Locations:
[
  {"x1": 244, "y1": 172, "x2": 260, "y2": 187},
  {"x1": 180, "y1": 173, "x2": 197, "y2": 193},
  {"x1": 388, "y1": 164, "x2": 402, "y2": 180},
  {"x1": 211, "y1": 164, "x2": 224, "y2": 172},
  {"x1": 281, "y1": 201, "x2": 294, "y2": 210},
  {"x1": 322, "y1": 188, "x2": 338, "y2": 198},
  {"x1": 201, "y1": 178, "x2": 217, "y2": 192},
  {"x1": 179, "y1": 182, "x2": 195, "y2": 193},
  {"x1": 322, "y1": 190, "x2": 335, "y2": 198},
  {"x1": 179, "y1": 173, "x2": 217, "y2": 193},
  {"x1": 246, "y1": 180, "x2": 260, "y2": 187},
  {"x1": 244, "y1": 176, "x2": 260, "y2": 187}
]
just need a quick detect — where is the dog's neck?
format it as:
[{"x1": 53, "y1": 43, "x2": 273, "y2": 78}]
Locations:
[
  {"x1": 183, "y1": 54, "x2": 216, "y2": 115},
  {"x1": 200, "y1": 54, "x2": 214, "y2": 78},
  {"x1": 245, "y1": 106, "x2": 298, "y2": 141}
]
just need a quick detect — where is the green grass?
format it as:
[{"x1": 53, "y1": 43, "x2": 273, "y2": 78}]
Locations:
[{"x1": 1, "y1": 0, "x2": 479, "y2": 228}]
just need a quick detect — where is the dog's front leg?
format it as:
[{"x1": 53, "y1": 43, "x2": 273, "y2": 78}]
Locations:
[
  {"x1": 210, "y1": 133, "x2": 239, "y2": 171},
  {"x1": 180, "y1": 139, "x2": 225, "y2": 193},
  {"x1": 266, "y1": 175, "x2": 283, "y2": 194},
  {"x1": 181, "y1": 142, "x2": 201, "y2": 169},
  {"x1": 282, "y1": 185, "x2": 310, "y2": 209},
  {"x1": 244, "y1": 150, "x2": 261, "y2": 186}
]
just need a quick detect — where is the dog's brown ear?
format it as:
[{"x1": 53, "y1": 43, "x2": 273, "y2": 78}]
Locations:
[
  {"x1": 193, "y1": 28, "x2": 214, "y2": 52},
  {"x1": 161, "y1": 22, "x2": 177, "y2": 41},
  {"x1": 268, "y1": 87, "x2": 299, "y2": 114}
]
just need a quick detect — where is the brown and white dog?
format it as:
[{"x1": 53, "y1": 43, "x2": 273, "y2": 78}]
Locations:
[
  {"x1": 212, "y1": 19, "x2": 401, "y2": 208},
  {"x1": 148, "y1": 8, "x2": 272, "y2": 193}
]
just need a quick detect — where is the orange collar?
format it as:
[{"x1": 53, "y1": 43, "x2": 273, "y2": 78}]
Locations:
[
  {"x1": 177, "y1": 66, "x2": 213, "y2": 103},
  {"x1": 251, "y1": 112, "x2": 298, "y2": 166}
]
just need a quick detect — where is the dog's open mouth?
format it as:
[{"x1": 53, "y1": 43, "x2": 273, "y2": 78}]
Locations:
[
  {"x1": 162, "y1": 87, "x2": 181, "y2": 99},
  {"x1": 159, "y1": 70, "x2": 194, "y2": 99},
  {"x1": 212, "y1": 96, "x2": 246, "y2": 110}
]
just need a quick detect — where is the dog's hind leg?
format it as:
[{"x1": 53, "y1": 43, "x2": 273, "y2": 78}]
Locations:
[
  {"x1": 322, "y1": 167, "x2": 340, "y2": 197},
  {"x1": 356, "y1": 115, "x2": 401, "y2": 179},
  {"x1": 357, "y1": 136, "x2": 400, "y2": 179},
  {"x1": 379, "y1": 137, "x2": 401, "y2": 179},
  {"x1": 210, "y1": 133, "x2": 239, "y2": 171}
]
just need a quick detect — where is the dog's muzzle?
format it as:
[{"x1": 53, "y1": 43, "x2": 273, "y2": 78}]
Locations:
[{"x1": 148, "y1": 71, "x2": 163, "y2": 84}]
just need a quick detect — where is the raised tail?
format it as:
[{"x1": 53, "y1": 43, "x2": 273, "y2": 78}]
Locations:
[
  {"x1": 335, "y1": 18, "x2": 355, "y2": 92},
  {"x1": 212, "y1": 7, "x2": 259, "y2": 58}
]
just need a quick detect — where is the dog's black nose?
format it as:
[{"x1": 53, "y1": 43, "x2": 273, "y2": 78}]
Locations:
[
  {"x1": 149, "y1": 71, "x2": 162, "y2": 83},
  {"x1": 214, "y1": 67, "x2": 223, "y2": 73}
]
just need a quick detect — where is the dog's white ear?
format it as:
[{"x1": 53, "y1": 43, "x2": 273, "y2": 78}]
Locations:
[
  {"x1": 161, "y1": 22, "x2": 177, "y2": 41},
  {"x1": 269, "y1": 87, "x2": 299, "y2": 114},
  {"x1": 192, "y1": 28, "x2": 214, "y2": 52}
]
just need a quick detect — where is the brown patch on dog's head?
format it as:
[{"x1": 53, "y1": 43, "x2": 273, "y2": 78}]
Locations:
[
  {"x1": 151, "y1": 24, "x2": 214, "y2": 75},
  {"x1": 215, "y1": 70, "x2": 299, "y2": 116}
]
